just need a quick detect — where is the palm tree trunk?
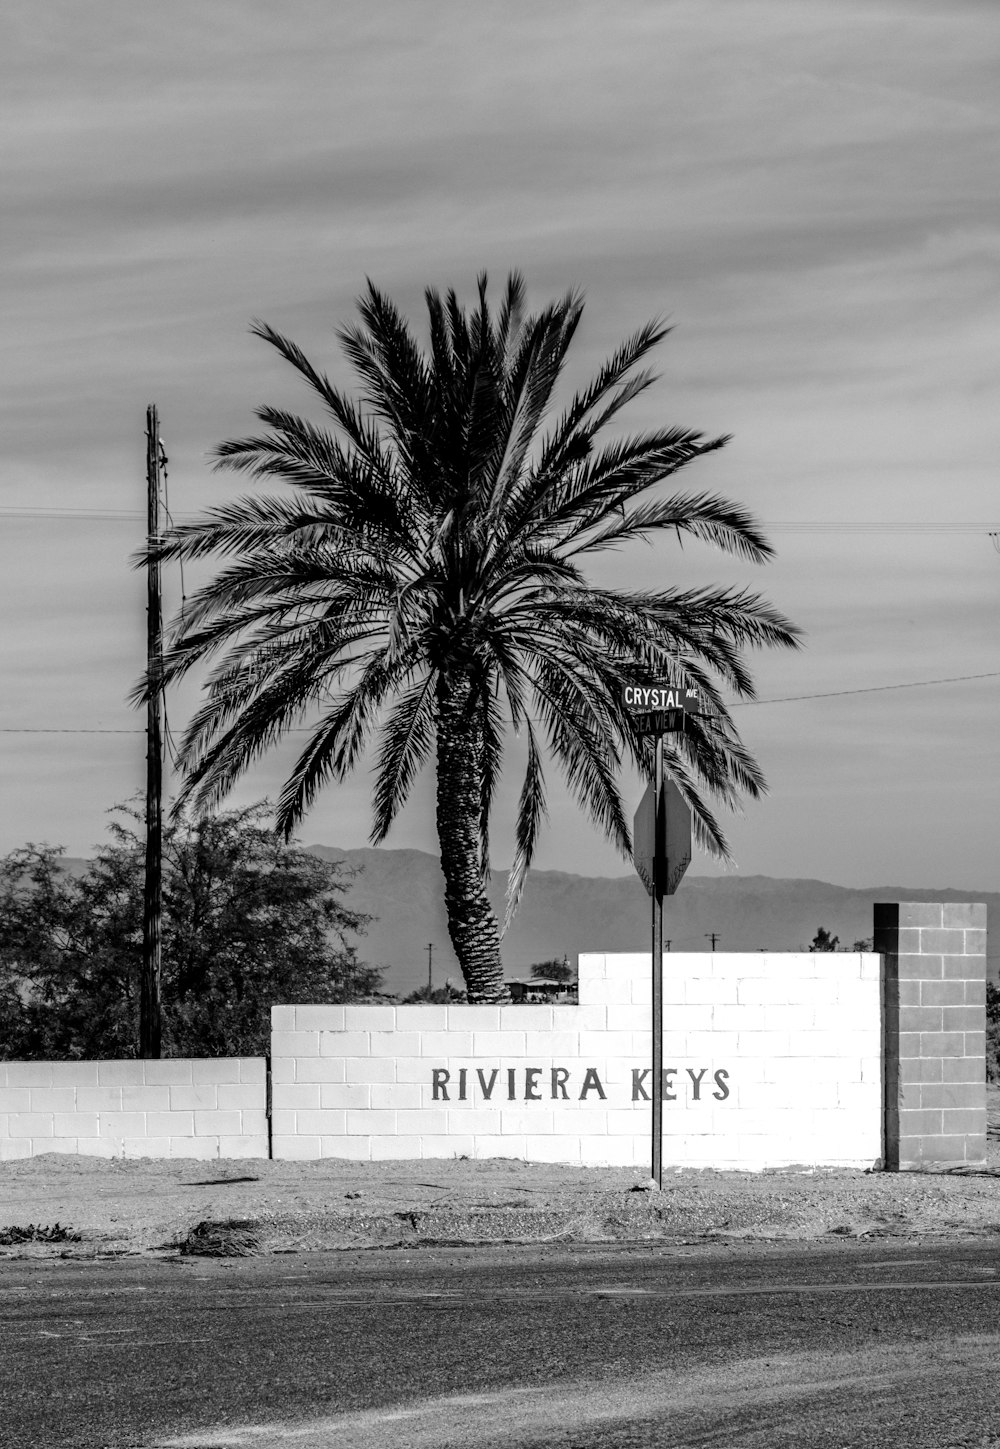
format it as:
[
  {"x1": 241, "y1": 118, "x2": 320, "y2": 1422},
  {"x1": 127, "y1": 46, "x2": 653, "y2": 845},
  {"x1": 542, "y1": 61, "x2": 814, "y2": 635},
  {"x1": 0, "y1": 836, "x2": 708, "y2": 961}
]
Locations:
[{"x1": 435, "y1": 674, "x2": 507, "y2": 1002}]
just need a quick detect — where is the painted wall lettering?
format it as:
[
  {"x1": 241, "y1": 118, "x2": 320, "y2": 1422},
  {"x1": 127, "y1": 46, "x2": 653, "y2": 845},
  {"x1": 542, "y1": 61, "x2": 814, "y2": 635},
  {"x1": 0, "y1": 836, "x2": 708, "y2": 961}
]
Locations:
[{"x1": 432, "y1": 1064, "x2": 732, "y2": 1104}]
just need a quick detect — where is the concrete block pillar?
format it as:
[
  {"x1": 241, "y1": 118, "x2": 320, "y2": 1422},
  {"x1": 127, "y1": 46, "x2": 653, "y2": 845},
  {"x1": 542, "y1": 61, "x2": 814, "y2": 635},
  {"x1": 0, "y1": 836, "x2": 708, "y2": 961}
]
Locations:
[{"x1": 875, "y1": 902, "x2": 987, "y2": 1171}]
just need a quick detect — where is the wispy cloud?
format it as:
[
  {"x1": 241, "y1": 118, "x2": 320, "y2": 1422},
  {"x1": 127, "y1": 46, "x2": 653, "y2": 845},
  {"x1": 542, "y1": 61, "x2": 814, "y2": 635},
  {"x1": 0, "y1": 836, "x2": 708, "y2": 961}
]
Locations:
[{"x1": 1, "y1": 0, "x2": 998, "y2": 885}]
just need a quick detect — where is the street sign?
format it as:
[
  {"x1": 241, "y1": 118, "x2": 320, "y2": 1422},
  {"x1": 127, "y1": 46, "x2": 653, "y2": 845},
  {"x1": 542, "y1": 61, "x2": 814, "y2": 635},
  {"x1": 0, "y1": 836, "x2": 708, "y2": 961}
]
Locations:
[
  {"x1": 622, "y1": 683, "x2": 701, "y2": 736},
  {"x1": 632, "y1": 778, "x2": 692, "y2": 898},
  {"x1": 621, "y1": 684, "x2": 700, "y2": 714}
]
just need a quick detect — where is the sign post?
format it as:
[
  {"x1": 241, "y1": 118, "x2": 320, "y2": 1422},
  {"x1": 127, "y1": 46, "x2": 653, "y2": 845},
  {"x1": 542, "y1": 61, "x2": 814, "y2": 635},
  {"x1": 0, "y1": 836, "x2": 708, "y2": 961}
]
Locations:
[
  {"x1": 624, "y1": 682, "x2": 698, "y2": 1190},
  {"x1": 651, "y1": 735, "x2": 665, "y2": 1190}
]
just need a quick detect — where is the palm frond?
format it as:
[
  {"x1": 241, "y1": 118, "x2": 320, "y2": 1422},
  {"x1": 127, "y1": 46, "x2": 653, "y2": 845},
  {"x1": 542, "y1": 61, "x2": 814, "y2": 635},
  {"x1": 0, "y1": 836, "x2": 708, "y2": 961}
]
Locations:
[
  {"x1": 135, "y1": 494, "x2": 340, "y2": 567},
  {"x1": 537, "y1": 690, "x2": 631, "y2": 859},
  {"x1": 338, "y1": 283, "x2": 435, "y2": 474},
  {"x1": 162, "y1": 548, "x2": 395, "y2": 637},
  {"x1": 247, "y1": 319, "x2": 387, "y2": 465},
  {"x1": 524, "y1": 318, "x2": 669, "y2": 499},
  {"x1": 534, "y1": 430, "x2": 731, "y2": 541},
  {"x1": 482, "y1": 304, "x2": 578, "y2": 539},
  {"x1": 494, "y1": 271, "x2": 527, "y2": 371},
  {"x1": 502, "y1": 720, "x2": 547, "y2": 935},
  {"x1": 654, "y1": 747, "x2": 733, "y2": 860},
  {"x1": 369, "y1": 671, "x2": 438, "y2": 843},
  {"x1": 563, "y1": 490, "x2": 775, "y2": 564},
  {"x1": 270, "y1": 648, "x2": 423, "y2": 838}
]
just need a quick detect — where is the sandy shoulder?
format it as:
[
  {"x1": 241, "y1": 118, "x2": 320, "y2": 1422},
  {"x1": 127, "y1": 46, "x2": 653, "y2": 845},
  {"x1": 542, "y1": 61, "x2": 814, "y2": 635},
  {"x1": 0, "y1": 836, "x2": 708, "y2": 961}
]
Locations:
[{"x1": 2, "y1": 1089, "x2": 998, "y2": 1256}]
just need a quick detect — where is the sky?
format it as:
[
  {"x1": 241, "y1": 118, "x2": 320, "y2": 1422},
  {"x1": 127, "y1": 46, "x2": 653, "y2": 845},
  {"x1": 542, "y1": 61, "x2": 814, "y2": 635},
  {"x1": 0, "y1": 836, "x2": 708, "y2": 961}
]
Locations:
[{"x1": 2, "y1": 0, "x2": 998, "y2": 891}]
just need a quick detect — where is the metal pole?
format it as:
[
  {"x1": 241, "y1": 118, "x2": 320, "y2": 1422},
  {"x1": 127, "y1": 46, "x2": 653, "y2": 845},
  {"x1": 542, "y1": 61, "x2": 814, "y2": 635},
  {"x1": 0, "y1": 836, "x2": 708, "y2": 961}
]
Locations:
[
  {"x1": 651, "y1": 732, "x2": 664, "y2": 1189},
  {"x1": 140, "y1": 404, "x2": 163, "y2": 1059},
  {"x1": 427, "y1": 942, "x2": 433, "y2": 997}
]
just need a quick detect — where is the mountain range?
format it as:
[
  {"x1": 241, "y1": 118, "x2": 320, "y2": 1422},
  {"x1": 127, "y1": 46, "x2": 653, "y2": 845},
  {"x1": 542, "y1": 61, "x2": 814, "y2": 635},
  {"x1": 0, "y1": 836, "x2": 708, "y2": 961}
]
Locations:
[{"x1": 307, "y1": 845, "x2": 998, "y2": 997}]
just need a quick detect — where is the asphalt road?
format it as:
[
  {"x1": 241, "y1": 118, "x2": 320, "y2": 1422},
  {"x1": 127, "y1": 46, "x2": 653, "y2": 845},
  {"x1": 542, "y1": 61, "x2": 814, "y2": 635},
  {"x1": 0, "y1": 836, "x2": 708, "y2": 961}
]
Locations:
[{"x1": 4, "y1": 1240, "x2": 1000, "y2": 1448}]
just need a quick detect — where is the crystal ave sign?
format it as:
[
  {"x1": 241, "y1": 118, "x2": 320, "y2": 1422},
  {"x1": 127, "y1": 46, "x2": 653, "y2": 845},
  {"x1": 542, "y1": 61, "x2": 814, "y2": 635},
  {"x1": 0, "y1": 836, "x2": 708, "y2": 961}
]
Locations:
[{"x1": 621, "y1": 684, "x2": 700, "y2": 713}]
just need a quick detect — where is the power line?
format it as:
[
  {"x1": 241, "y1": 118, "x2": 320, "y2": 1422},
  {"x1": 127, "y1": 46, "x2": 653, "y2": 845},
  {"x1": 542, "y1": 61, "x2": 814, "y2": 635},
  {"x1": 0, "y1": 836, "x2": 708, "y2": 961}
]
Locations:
[
  {"x1": 767, "y1": 522, "x2": 1000, "y2": 535},
  {"x1": 0, "y1": 507, "x2": 178, "y2": 523},
  {"x1": 0, "y1": 726, "x2": 143, "y2": 734},
  {"x1": 2, "y1": 668, "x2": 998, "y2": 736},
  {"x1": 1, "y1": 505, "x2": 999, "y2": 535},
  {"x1": 732, "y1": 670, "x2": 1000, "y2": 707}
]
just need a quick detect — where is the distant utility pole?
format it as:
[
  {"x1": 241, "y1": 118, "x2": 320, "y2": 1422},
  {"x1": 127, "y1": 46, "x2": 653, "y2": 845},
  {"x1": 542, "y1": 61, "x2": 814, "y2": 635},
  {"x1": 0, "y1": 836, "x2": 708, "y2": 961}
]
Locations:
[
  {"x1": 427, "y1": 943, "x2": 433, "y2": 996},
  {"x1": 705, "y1": 932, "x2": 720, "y2": 950},
  {"x1": 140, "y1": 404, "x2": 164, "y2": 1059}
]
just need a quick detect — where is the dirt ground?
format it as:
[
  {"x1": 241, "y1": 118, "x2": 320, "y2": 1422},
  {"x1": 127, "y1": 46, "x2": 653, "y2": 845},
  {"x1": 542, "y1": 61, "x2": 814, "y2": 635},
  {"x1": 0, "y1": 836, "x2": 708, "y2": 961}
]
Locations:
[{"x1": 2, "y1": 1088, "x2": 998, "y2": 1258}]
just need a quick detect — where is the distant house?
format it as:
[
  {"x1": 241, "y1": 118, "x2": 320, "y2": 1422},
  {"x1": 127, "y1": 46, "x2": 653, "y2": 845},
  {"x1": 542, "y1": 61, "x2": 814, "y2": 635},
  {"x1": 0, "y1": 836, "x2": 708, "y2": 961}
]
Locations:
[{"x1": 506, "y1": 977, "x2": 578, "y2": 1004}]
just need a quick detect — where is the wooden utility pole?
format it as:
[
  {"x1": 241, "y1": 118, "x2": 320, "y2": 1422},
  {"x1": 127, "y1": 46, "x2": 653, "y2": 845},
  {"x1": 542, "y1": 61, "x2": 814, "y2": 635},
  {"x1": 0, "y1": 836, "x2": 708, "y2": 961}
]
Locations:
[
  {"x1": 140, "y1": 404, "x2": 163, "y2": 1059},
  {"x1": 427, "y1": 943, "x2": 433, "y2": 997}
]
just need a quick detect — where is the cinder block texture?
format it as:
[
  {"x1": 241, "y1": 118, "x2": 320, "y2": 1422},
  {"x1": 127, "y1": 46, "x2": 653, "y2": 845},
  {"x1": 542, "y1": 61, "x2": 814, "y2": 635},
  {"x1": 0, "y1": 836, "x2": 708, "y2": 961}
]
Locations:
[
  {"x1": 877, "y1": 902, "x2": 987, "y2": 1171},
  {"x1": 270, "y1": 952, "x2": 884, "y2": 1169},
  {"x1": 0, "y1": 1059, "x2": 267, "y2": 1160}
]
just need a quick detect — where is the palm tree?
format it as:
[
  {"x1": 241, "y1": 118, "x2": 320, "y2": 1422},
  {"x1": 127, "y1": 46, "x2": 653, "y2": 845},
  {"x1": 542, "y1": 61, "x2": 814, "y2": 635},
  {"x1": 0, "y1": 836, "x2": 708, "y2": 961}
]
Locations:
[{"x1": 141, "y1": 274, "x2": 799, "y2": 1002}]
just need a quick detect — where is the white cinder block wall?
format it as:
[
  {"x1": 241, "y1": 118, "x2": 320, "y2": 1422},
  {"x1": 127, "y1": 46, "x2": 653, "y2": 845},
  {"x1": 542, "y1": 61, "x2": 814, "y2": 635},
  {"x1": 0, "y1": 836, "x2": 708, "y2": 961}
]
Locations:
[
  {"x1": 0, "y1": 1058, "x2": 268, "y2": 1160},
  {"x1": 270, "y1": 952, "x2": 883, "y2": 1168}
]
